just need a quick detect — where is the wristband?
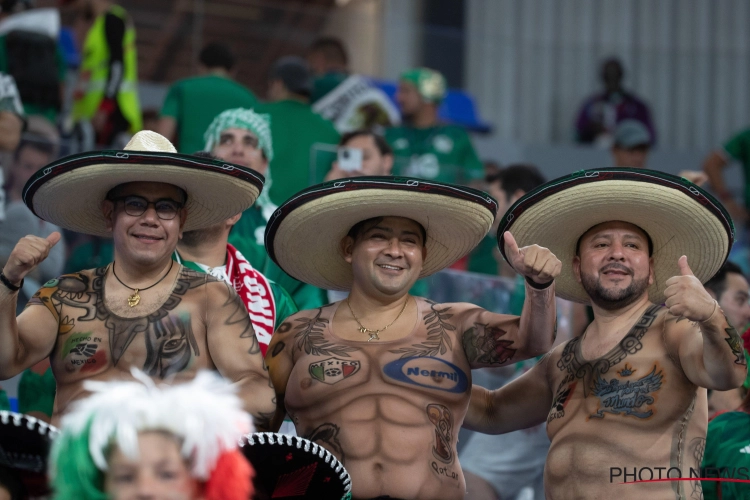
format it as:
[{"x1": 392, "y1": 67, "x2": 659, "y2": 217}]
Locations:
[
  {"x1": 700, "y1": 300, "x2": 720, "y2": 324},
  {"x1": 525, "y1": 276, "x2": 553, "y2": 290},
  {"x1": 0, "y1": 271, "x2": 22, "y2": 292}
]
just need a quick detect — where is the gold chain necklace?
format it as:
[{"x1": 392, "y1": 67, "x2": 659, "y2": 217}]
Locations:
[
  {"x1": 346, "y1": 296, "x2": 409, "y2": 341},
  {"x1": 111, "y1": 260, "x2": 174, "y2": 307}
]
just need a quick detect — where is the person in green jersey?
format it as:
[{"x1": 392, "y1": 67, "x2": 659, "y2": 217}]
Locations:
[
  {"x1": 176, "y1": 152, "x2": 297, "y2": 356},
  {"x1": 202, "y1": 108, "x2": 328, "y2": 310},
  {"x1": 156, "y1": 42, "x2": 258, "y2": 154},
  {"x1": 257, "y1": 56, "x2": 340, "y2": 204},
  {"x1": 385, "y1": 67, "x2": 483, "y2": 184},
  {"x1": 702, "y1": 390, "x2": 750, "y2": 499}
]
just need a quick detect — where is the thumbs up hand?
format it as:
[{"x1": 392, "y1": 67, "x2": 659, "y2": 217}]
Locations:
[
  {"x1": 503, "y1": 231, "x2": 562, "y2": 285},
  {"x1": 2, "y1": 233, "x2": 61, "y2": 286},
  {"x1": 664, "y1": 255, "x2": 718, "y2": 322}
]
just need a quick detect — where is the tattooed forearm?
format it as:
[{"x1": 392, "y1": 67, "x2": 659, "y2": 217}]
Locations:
[
  {"x1": 723, "y1": 320, "x2": 747, "y2": 366},
  {"x1": 462, "y1": 322, "x2": 516, "y2": 366}
]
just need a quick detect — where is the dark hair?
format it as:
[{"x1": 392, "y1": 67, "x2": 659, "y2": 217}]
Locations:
[
  {"x1": 339, "y1": 130, "x2": 392, "y2": 157},
  {"x1": 309, "y1": 36, "x2": 348, "y2": 66},
  {"x1": 486, "y1": 164, "x2": 545, "y2": 199},
  {"x1": 13, "y1": 134, "x2": 56, "y2": 162},
  {"x1": 199, "y1": 42, "x2": 235, "y2": 71},
  {"x1": 705, "y1": 261, "x2": 745, "y2": 300},
  {"x1": 575, "y1": 222, "x2": 654, "y2": 256},
  {"x1": 347, "y1": 216, "x2": 427, "y2": 246}
]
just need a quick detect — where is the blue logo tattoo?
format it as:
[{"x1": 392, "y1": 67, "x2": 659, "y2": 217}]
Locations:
[{"x1": 383, "y1": 357, "x2": 469, "y2": 393}]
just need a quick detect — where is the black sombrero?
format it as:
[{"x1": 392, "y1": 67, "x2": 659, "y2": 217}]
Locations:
[
  {"x1": 265, "y1": 176, "x2": 498, "y2": 290},
  {"x1": 498, "y1": 168, "x2": 734, "y2": 304},
  {"x1": 241, "y1": 432, "x2": 352, "y2": 500},
  {"x1": 22, "y1": 131, "x2": 265, "y2": 237},
  {"x1": 0, "y1": 411, "x2": 59, "y2": 496}
]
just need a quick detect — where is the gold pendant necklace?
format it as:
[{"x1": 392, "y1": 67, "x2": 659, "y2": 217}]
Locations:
[
  {"x1": 127, "y1": 290, "x2": 141, "y2": 307},
  {"x1": 346, "y1": 296, "x2": 409, "y2": 341},
  {"x1": 112, "y1": 261, "x2": 174, "y2": 307}
]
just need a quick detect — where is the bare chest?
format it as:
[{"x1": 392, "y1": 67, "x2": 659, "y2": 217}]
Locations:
[
  {"x1": 284, "y1": 305, "x2": 471, "y2": 420},
  {"x1": 546, "y1": 308, "x2": 698, "y2": 436}
]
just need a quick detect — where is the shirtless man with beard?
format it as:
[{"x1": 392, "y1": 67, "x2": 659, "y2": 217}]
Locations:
[
  {"x1": 465, "y1": 169, "x2": 747, "y2": 499},
  {"x1": 0, "y1": 132, "x2": 275, "y2": 427},
  {"x1": 264, "y1": 177, "x2": 561, "y2": 499}
]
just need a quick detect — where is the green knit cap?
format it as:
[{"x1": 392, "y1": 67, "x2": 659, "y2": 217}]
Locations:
[
  {"x1": 203, "y1": 108, "x2": 274, "y2": 162},
  {"x1": 400, "y1": 67, "x2": 447, "y2": 103}
]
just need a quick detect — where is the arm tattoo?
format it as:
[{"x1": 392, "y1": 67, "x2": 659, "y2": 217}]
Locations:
[
  {"x1": 221, "y1": 282, "x2": 259, "y2": 355},
  {"x1": 462, "y1": 322, "x2": 517, "y2": 366},
  {"x1": 390, "y1": 302, "x2": 454, "y2": 358},
  {"x1": 722, "y1": 317, "x2": 747, "y2": 366},
  {"x1": 294, "y1": 308, "x2": 358, "y2": 357}
]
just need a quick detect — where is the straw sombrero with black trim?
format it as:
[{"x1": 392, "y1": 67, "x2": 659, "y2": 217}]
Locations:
[
  {"x1": 497, "y1": 168, "x2": 734, "y2": 304},
  {"x1": 22, "y1": 131, "x2": 264, "y2": 237},
  {"x1": 265, "y1": 177, "x2": 498, "y2": 291},
  {"x1": 0, "y1": 411, "x2": 59, "y2": 496},
  {"x1": 241, "y1": 432, "x2": 352, "y2": 499}
]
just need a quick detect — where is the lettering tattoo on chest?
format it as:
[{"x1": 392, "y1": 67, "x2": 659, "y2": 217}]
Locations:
[
  {"x1": 303, "y1": 423, "x2": 345, "y2": 463},
  {"x1": 293, "y1": 308, "x2": 359, "y2": 358},
  {"x1": 590, "y1": 365, "x2": 664, "y2": 419},
  {"x1": 29, "y1": 268, "x2": 205, "y2": 378},
  {"x1": 390, "y1": 301, "x2": 454, "y2": 359},
  {"x1": 462, "y1": 323, "x2": 517, "y2": 366}
]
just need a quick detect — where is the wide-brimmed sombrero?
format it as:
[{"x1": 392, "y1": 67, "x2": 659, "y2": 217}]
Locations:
[
  {"x1": 22, "y1": 131, "x2": 264, "y2": 237},
  {"x1": 241, "y1": 432, "x2": 352, "y2": 499},
  {"x1": 0, "y1": 411, "x2": 59, "y2": 496},
  {"x1": 265, "y1": 177, "x2": 498, "y2": 291},
  {"x1": 498, "y1": 168, "x2": 734, "y2": 304}
]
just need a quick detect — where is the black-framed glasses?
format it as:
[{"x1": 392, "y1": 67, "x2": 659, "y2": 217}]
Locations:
[{"x1": 110, "y1": 196, "x2": 183, "y2": 220}]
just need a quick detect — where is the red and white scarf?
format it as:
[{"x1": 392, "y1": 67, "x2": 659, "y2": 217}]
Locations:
[{"x1": 185, "y1": 244, "x2": 276, "y2": 355}]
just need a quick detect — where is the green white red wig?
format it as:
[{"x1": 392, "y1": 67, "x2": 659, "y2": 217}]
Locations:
[{"x1": 49, "y1": 370, "x2": 254, "y2": 500}]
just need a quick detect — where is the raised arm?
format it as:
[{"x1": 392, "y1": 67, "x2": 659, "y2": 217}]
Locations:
[
  {"x1": 463, "y1": 353, "x2": 553, "y2": 434},
  {"x1": 264, "y1": 317, "x2": 296, "y2": 433},
  {"x1": 461, "y1": 232, "x2": 559, "y2": 368},
  {"x1": 206, "y1": 281, "x2": 276, "y2": 430},
  {"x1": 664, "y1": 256, "x2": 748, "y2": 390},
  {"x1": 0, "y1": 234, "x2": 62, "y2": 379}
]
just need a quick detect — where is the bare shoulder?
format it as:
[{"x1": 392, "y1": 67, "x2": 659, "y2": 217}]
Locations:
[
  {"x1": 661, "y1": 308, "x2": 699, "y2": 339},
  {"x1": 275, "y1": 304, "x2": 338, "y2": 336}
]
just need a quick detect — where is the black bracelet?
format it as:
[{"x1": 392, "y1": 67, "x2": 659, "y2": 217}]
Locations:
[
  {"x1": 0, "y1": 271, "x2": 22, "y2": 292},
  {"x1": 525, "y1": 276, "x2": 553, "y2": 290}
]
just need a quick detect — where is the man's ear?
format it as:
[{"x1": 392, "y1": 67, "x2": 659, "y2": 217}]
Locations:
[
  {"x1": 509, "y1": 189, "x2": 526, "y2": 205},
  {"x1": 341, "y1": 235, "x2": 355, "y2": 264},
  {"x1": 101, "y1": 200, "x2": 115, "y2": 233},
  {"x1": 572, "y1": 255, "x2": 582, "y2": 283},
  {"x1": 226, "y1": 213, "x2": 242, "y2": 228}
]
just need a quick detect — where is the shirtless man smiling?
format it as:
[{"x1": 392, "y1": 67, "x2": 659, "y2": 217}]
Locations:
[
  {"x1": 465, "y1": 168, "x2": 747, "y2": 499},
  {"x1": 0, "y1": 131, "x2": 275, "y2": 427},
  {"x1": 264, "y1": 177, "x2": 561, "y2": 499}
]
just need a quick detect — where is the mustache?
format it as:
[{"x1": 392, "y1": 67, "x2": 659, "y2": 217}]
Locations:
[{"x1": 599, "y1": 263, "x2": 633, "y2": 275}]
